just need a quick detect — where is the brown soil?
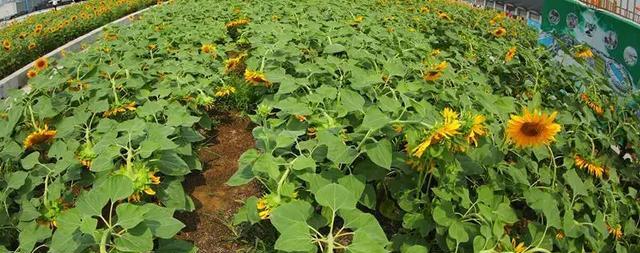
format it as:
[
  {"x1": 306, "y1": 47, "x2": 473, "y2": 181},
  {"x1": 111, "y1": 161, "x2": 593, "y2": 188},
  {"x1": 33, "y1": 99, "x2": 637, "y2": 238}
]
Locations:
[{"x1": 176, "y1": 112, "x2": 261, "y2": 253}]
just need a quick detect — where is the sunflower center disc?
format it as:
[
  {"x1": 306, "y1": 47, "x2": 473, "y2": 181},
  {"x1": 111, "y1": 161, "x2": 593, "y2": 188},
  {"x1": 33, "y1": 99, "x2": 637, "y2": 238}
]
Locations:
[{"x1": 520, "y1": 122, "x2": 542, "y2": 137}]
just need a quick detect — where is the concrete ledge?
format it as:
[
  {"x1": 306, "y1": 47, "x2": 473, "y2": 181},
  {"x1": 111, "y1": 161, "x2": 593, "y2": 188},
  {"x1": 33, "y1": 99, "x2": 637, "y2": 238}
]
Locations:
[{"x1": 0, "y1": 4, "x2": 159, "y2": 98}]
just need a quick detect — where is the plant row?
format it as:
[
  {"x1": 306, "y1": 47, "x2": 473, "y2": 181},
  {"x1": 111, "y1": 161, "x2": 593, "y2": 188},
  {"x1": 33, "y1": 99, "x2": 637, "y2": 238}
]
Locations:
[{"x1": 0, "y1": 0, "x2": 156, "y2": 79}]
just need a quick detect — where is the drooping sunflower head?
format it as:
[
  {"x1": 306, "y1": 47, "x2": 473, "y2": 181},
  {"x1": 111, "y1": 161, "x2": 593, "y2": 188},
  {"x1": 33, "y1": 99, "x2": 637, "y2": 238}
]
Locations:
[
  {"x1": 490, "y1": 13, "x2": 506, "y2": 25},
  {"x1": 244, "y1": 69, "x2": 271, "y2": 86},
  {"x1": 214, "y1": 85, "x2": 237, "y2": 97},
  {"x1": 574, "y1": 154, "x2": 606, "y2": 178},
  {"x1": 115, "y1": 163, "x2": 161, "y2": 202},
  {"x1": 505, "y1": 47, "x2": 517, "y2": 62},
  {"x1": 419, "y1": 6, "x2": 429, "y2": 13},
  {"x1": 256, "y1": 194, "x2": 280, "y2": 220},
  {"x1": 27, "y1": 69, "x2": 38, "y2": 79},
  {"x1": 466, "y1": 114, "x2": 487, "y2": 146},
  {"x1": 28, "y1": 42, "x2": 37, "y2": 50},
  {"x1": 24, "y1": 124, "x2": 57, "y2": 149},
  {"x1": 506, "y1": 109, "x2": 561, "y2": 148},
  {"x1": 34, "y1": 57, "x2": 48, "y2": 71},
  {"x1": 225, "y1": 18, "x2": 250, "y2": 28},
  {"x1": 492, "y1": 27, "x2": 507, "y2": 37},
  {"x1": 19, "y1": 32, "x2": 28, "y2": 39},
  {"x1": 2, "y1": 39, "x2": 10, "y2": 51},
  {"x1": 423, "y1": 61, "x2": 448, "y2": 81},
  {"x1": 438, "y1": 12, "x2": 451, "y2": 20},
  {"x1": 224, "y1": 53, "x2": 246, "y2": 73}
]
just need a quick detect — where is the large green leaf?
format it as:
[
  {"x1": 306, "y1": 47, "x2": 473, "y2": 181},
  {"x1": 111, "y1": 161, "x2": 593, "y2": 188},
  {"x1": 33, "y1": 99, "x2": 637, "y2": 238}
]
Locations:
[
  {"x1": 315, "y1": 183, "x2": 358, "y2": 211},
  {"x1": 364, "y1": 139, "x2": 392, "y2": 169},
  {"x1": 116, "y1": 203, "x2": 148, "y2": 229},
  {"x1": 114, "y1": 226, "x2": 154, "y2": 252},
  {"x1": 270, "y1": 200, "x2": 315, "y2": 252}
]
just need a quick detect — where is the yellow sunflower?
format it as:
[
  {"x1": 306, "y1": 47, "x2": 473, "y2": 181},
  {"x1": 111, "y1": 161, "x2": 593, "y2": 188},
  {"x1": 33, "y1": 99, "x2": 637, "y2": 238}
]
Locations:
[
  {"x1": 580, "y1": 93, "x2": 604, "y2": 116},
  {"x1": 467, "y1": 114, "x2": 487, "y2": 146},
  {"x1": 19, "y1": 32, "x2": 28, "y2": 39},
  {"x1": 225, "y1": 18, "x2": 250, "y2": 28},
  {"x1": 28, "y1": 42, "x2": 37, "y2": 50},
  {"x1": 505, "y1": 47, "x2": 517, "y2": 62},
  {"x1": 24, "y1": 124, "x2": 57, "y2": 149},
  {"x1": 512, "y1": 239, "x2": 526, "y2": 253},
  {"x1": 27, "y1": 69, "x2": 38, "y2": 79},
  {"x1": 506, "y1": 109, "x2": 561, "y2": 148},
  {"x1": 2, "y1": 39, "x2": 10, "y2": 51},
  {"x1": 423, "y1": 61, "x2": 448, "y2": 81},
  {"x1": 489, "y1": 13, "x2": 506, "y2": 25},
  {"x1": 412, "y1": 108, "x2": 461, "y2": 158},
  {"x1": 103, "y1": 102, "x2": 137, "y2": 117},
  {"x1": 438, "y1": 12, "x2": 451, "y2": 20},
  {"x1": 34, "y1": 57, "x2": 48, "y2": 71},
  {"x1": 419, "y1": 6, "x2": 429, "y2": 13},
  {"x1": 201, "y1": 43, "x2": 216, "y2": 54},
  {"x1": 224, "y1": 53, "x2": 246, "y2": 73},
  {"x1": 244, "y1": 69, "x2": 271, "y2": 86},
  {"x1": 34, "y1": 24, "x2": 43, "y2": 34},
  {"x1": 608, "y1": 224, "x2": 623, "y2": 240},
  {"x1": 492, "y1": 27, "x2": 507, "y2": 37},
  {"x1": 574, "y1": 155, "x2": 605, "y2": 178},
  {"x1": 214, "y1": 85, "x2": 237, "y2": 97},
  {"x1": 575, "y1": 47, "x2": 593, "y2": 59}
]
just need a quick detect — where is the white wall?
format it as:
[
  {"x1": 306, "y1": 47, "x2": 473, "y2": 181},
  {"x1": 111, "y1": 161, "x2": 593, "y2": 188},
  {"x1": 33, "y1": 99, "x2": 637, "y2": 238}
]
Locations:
[{"x1": 0, "y1": 2, "x2": 18, "y2": 20}]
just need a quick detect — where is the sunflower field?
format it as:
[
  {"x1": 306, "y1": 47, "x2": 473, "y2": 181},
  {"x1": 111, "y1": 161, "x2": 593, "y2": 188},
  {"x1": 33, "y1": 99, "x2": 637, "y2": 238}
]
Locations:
[
  {"x1": 0, "y1": 0, "x2": 155, "y2": 79},
  {"x1": 0, "y1": 0, "x2": 639, "y2": 252}
]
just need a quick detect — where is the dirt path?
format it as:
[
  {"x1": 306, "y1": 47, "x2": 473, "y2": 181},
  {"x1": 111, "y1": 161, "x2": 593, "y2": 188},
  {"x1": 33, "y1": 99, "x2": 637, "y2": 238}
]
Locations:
[{"x1": 176, "y1": 113, "x2": 261, "y2": 253}]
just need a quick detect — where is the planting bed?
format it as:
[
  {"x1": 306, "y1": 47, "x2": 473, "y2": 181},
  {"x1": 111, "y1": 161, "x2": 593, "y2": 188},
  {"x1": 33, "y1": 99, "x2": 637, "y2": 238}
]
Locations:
[{"x1": 0, "y1": 0, "x2": 639, "y2": 253}]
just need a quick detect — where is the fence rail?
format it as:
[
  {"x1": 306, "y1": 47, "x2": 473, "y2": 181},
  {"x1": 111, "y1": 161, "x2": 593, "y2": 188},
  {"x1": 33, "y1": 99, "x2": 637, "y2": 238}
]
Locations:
[{"x1": 580, "y1": 0, "x2": 640, "y2": 23}]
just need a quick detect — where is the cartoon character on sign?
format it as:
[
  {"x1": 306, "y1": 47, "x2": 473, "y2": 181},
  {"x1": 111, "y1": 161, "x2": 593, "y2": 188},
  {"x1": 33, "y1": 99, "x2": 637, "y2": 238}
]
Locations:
[
  {"x1": 548, "y1": 9, "x2": 560, "y2": 25},
  {"x1": 567, "y1": 13, "x2": 578, "y2": 29},
  {"x1": 584, "y1": 23, "x2": 596, "y2": 37},
  {"x1": 604, "y1": 31, "x2": 618, "y2": 50},
  {"x1": 624, "y1": 47, "x2": 637, "y2": 66}
]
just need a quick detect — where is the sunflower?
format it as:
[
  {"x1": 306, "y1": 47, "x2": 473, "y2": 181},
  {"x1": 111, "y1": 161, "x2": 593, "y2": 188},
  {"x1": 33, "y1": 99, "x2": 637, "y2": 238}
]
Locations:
[
  {"x1": 423, "y1": 61, "x2": 448, "y2": 81},
  {"x1": 580, "y1": 93, "x2": 604, "y2": 116},
  {"x1": 27, "y1": 69, "x2": 38, "y2": 79},
  {"x1": 103, "y1": 102, "x2": 137, "y2": 117},
  {"x1": 19, "y1": 32, "x2": 28, "y2": 39},
  {"x1": 353, "y1": 15, "x2": 364, "y2": 23},
  {"x1": 505, "y1": 47, "x2": 517, "y2": 62},
  {"x1": 438, "y1": 12, "x2": 451, "y2": 20},
  {"x1": 2, "y1": 39, "x2": 10, "y2": 51},
  {"x1": 506, "y1": 109, "x2": 561, "y2": 148},
  {"x1": 294, "y1": 115, "x2": 307, "y2": 122},
  {"x1": 34, "y1": 57, "x2": 48, "y2": 71},
  {"x1": 225, "y1": 18, "x2": 250, "y2": 28},
  {"x1": 574, "y1": 155, "x2": 605, "y2": 178},
  {"x1": 430, "y1": 49, "x2": 441, "y2": 57},
  {"x1": 490, "y1": 13, "x2": 506, "y2": 25},
  {"x1": 244, "y1": 69, "x2": 271, "y2": 86},
  {"x1": 24, "y1": 124, "x2": 57, "y2": 149},
  {"x1": 256, "y1": 195, "x2": 279, "y2": 220},
  {"x1": 556, "y1": 230, "x2": 565, "y2": 240},
  {"x1": 28, "y1": 42, "x2": 37, "y2": 50},
  {"x1": 492, "y1": 27, "x2": 507, "y2": 37},
  {"x1": 575, "y1": 47, "x2": 593, "y2": 59},
  {"x1": 412, "y1": 108, "x2": 461, "y2": 158},
  {"x1": 608, "y1": 224, "x2": 623, "y2": 240},
  {"x1": 419, "y1": 6, "x2": 429, "y2": 13},
  {"x1": 512, "y1": 239, "x2": 526, "y2": 253},
  {"x1": 467, "y1": 114, "x2": 486, "y2": 146},
  {"x1": 224, "y1": 53, "x2": 246, "y2": 73},
  {"x1": 201, "y1": 43, "x2": 216, "y2": 54},
  {"x1": 147, "y1": 44, "x2": 157, "y2": 50},
  {"x1": 214, "y1": 85, "x2": 237, "y2": 97},
  {"x1": 34, "y1": 24, "x2": 43, "y2": 33}
]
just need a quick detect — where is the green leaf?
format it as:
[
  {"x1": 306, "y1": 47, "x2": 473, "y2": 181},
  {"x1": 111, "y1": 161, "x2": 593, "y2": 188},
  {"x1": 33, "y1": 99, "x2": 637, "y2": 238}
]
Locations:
[
  {"x1": 20, "y1": 152, "x2": 40, "y2": 170},
  {"x1": 75, "y1": 189, "x2": 109, "y2": 217},
  {"x1": 142, "y1": 204, "x2": 185, "y2": 239},
  {"x1": 116, "y1": 203, "x2": 148, "y2": 229},
  {"x1": 270, "y1": 200, "x2": 315, "y2": 252},
  {"x1": 449, "y1": 221, "x2": 469, "y2": 242},
  {"x1": 494, "y1": 202, "x2": 518, "y2": 223},
  {"x1": 316, "y1": 183, "x2": 357, "y2": 211},
  {"x1": 114, "y1": 226, "x2": 154, "y2": 252},
  {"x1": 157, "y1": 239, "x2": 198, "y2": 253},
  {"x1": 17, "y1": 222, "x2": 52, "y2": 253},
  {"x1": 7, "y1": 171, "x2": 28, "y2": 189},
  {"x1": 50, "y1": 229, "x2": 93, "y2": 253},
  {"x1": 153, "y1": 151, "x2": 191, "y2": 176},
  {"x1": 365, "y1": 139, "x2": 392, "y2": 169},
  {"x1": 361, "y1": 107, "x2": 390, "y2": 131},
  {"x1": 139, "y1": 124, "x2": 178, "y2": 158},
  {"x1": 100, "y1": 174, "x2": 134, "y2": 201},
  {"x1": 340, "y1": 89, "x2": 365, "y2": 112},
  {"x1": 233, "y1": 196, "x2": 261, "y2": 225},
  {"x1": 292, "y1": 155, "x2": 316, "y2": 171},
  {"x1": 563, "y1": 170, "x2": 587, "y2": 196},
  {"x1": 524, "y1": 189, "x2": 561, "y2": 228},
  {"x1": 385, "y1": 58, "x2": 406, "y2": 77},
  {"x1": 227, "y1": 149, "x2": 259, "y2": 186},
  {"x1": 324, "y1": 43, "x2": 346, "y2": 54},
  {"x1": 338, "y1": 175, "x2": 366, "y2": 202}
]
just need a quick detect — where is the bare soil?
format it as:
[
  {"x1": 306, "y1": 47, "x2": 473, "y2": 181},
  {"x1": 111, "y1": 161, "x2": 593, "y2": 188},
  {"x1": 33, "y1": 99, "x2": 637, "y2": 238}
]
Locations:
[{"x1": 176, "y1": 112, "x2": 261, "y2": 253}]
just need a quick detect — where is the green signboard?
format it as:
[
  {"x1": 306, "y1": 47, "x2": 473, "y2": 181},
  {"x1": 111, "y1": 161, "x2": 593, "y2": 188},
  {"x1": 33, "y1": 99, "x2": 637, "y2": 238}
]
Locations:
[{"x1": 541, "y1": 0, "x2": 639, "y2": 94}]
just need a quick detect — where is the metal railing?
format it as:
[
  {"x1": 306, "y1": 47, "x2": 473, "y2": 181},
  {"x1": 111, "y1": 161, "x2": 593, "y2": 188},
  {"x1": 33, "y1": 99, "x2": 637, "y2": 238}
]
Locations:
[{"x1": 580, "y1": 0, "x2": 640, "y2": 23}]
